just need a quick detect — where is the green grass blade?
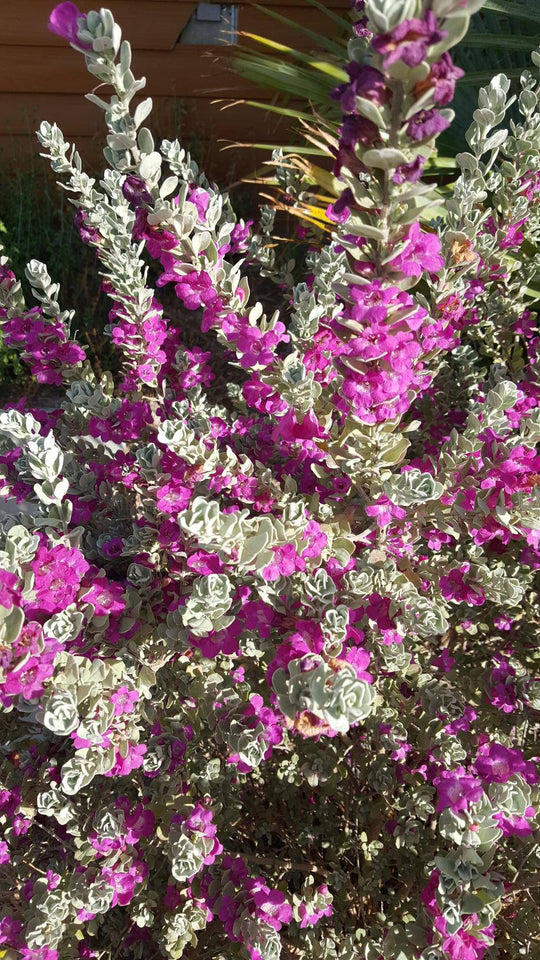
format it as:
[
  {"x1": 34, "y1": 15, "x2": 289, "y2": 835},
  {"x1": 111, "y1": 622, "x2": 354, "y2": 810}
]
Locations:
[
  {"x1": 457, "y1": 69, "x2": 525, "y2": 84},
  {"x1": 224, "y1": 99, "x2": 324, "y2": 123},
  {"x1": 424, "y1": 157, "x2": 458, "y2": 170},
  {"x1": 459, "y1": 33, "x2": 539, "y2": 50},
  {"x1": 304, "y1": 0, "x2": 354, "y2": 32},
  {"x1": 231, "y1": 50, "x2": 337, "y2": 103},
  {"x1": 240, "y1": 33, "x2": 347, "y2": 81},
  {"x1": 250, "y1": 4, "x2": 347, "y2": 57},
  {"x1": 482, "y1": 0, "x2": 540, "y2": 27},
  {"x1": 222, "y1": 142, "x2": 327, "y2": 155}
]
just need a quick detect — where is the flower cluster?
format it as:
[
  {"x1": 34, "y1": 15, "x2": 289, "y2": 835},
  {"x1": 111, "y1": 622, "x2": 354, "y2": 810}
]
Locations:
[
  {"x1": 0, "y1": 262, "x2": 86, "y2": 385},
  {"x1": 200, "y1": 856, "x2": 292, "y2": 960},
  {"x1": 0, "y1": 2, "x2": 538, "y2": 960}
]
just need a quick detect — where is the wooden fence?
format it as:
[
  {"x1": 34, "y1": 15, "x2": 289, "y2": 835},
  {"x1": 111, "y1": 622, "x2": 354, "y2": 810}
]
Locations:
[{"x1": 0, "y1": 0, "x2": 351, "y2": 183}]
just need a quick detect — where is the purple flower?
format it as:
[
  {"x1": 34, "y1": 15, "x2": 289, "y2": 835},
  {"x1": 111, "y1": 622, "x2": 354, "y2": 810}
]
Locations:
[
  {"x1": 73, "y1": 208, "x2": 100, "y2": 245},
  {"x1": 434, "y1": 769, "x2": 484, "y2": 814},
  {"x1": 20, "y1": 950, "x2": 59, "y2": 960},
  {"x1": 372, "y1": 12, "x2": 446, "y2": 68},
  {"x1": 48, "y1": 3, "x2": 90, "y2": 48},
  {"x1": 250, "y1": 883, "x2": 292, "y2": 930},
  {"x1": 341, "y1": 114, "x2": 379, "y2": 150},
  {"x1": 423, "y1": 53, "x2": 465, "y2": 106},
  {"x1": 331, "y1": 64, "x2": 387, "y2": 113},
  {"x1": 327, "y1": 188, "x2": 355, "y2": 224},
  {"x1": 262, "y1": 543, "x2": 306, "y2": 582},
  {"x1": 390, "y1": 223, "x2": 445, "y2": 277},
  {"x1": 100, "y1": 536, "x2": 125, "y2": 559},
  {"x1": 334, "y1": 115, "x2": 379, "y2": 175},
  {"x1": 407, "y1": 108, "x2": 450, "y2": 142},
  {"x1": 393, "y1": 156, "x2": 426, "y2": 185},
  {"x1": 228, "y1": 220, "x2": 253, "y2": 254},
  {"x1": 173, "y1": 271, "x2": 219, "y2": 312},
  {"x1": 187, "y1": 186, "x2": 210, "y2": 222},
  {"x1": 105, "y1": 743, "x2": 147, "y2": 777},
  {"x1": 494, "y1": 811, "x2": 535, "y2": 837},
  {"x1": 0, "y1": 570, "x2": 20, "y2": 609},
  {"x1": 298, "y1": 885, "x2": 333, "y2": 928},
  {"x1": 474, "y1": 743, "x2": 538, "y2": 785},
  {"x1": 365, "y1": 496, "x2": 407, "y2": 528},
  {"x1": 122, "y1": 175, "x2": 153, "y2": 206},
  {"x1": 110, "y1": 686, "x2": 140, "y2": 717},
  {"x1": 440, "y1": 563, "x2": 485, "y2": 606}
]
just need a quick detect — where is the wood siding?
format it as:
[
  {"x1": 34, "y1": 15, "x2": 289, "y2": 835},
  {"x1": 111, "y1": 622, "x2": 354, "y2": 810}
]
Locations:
[{"x1": 0, "y1": 0, "x2": 350, "y2": 182}]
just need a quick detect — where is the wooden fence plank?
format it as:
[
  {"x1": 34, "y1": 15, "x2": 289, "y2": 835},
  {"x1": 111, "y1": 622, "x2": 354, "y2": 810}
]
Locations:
[
  {"x1": 1, "y1": 1, "x2": 193, "y2": 50},
  {"x1": 4, "y1": 1, "x2": 349, "y2": 47},
  {"x1": 0, "y1": 133, "x2": 270, "y2": 182},
  {"x1": 0, "y1": 45, "x2": 298, "y2": 96},
  {"x1": 234, "y1": 6, "x2": 350, "y2": 46},
  {"x1": 1, "y1": 1, "x2": 350, "y2": 49},
  {"x1": 72, "y1": 1, "x2": 350, "y2": 6},
  {"x1": 0, "y1": 93, "x2": 304, "y2": 141}
]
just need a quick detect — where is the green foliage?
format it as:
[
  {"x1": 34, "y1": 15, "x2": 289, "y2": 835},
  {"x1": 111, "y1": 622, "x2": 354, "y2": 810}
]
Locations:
[
  {"x1": 0, "y1": 161, "x2": 109, "y2": 392},
  {"x1": 231, "y1": 0, "x2": 540, "y2": 161}
]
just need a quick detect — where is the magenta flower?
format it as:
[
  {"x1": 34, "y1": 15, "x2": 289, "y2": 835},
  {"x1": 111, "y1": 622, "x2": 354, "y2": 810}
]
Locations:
[
  {"x1": 80, "y1": 577, "x2": 126, "y2": 617},
  {"x1": 46, "y1": 870, "x2": 61, "y2": 890},
  {"x1": 393, "y1": 156, "x2": 426, "y2": 184},
  {"x1": 298, "y1": 885, "x2": 333, "y2": 928},
  {"x1": 365, "y1": 496, "x2": 407, "y2": 527},
  {"x1": 407, "y1": 108, "x2": 451, "y2": 142},
  {"x1": 100, "y1": 867, "x2": 138, "y2": 907},
  {"x1": 0, "y1": 913, "x2": 23, "y2": 947},
  {"x1": 156, "y1": 482, "x2": 192, "y2": 515},
  {"x1": 249, "y1": 882, "x2": 292, "y2": 930},
  {"x1": 273, "y1": 408, "x2": 326, "y2": 445},
  {"x1": 235, "y1": 326, "x2": 277, "y2": 368},
  {"x1": 474, "y1": 743, "x2": 538, "y2": 785},
  {"x1": 372, "y1": 12, "x2": 446, "y2": 68},
  {"x1": 423, "y1": 53, "x2": 465, "y2": 106},
  {"x1": 3, "y1": 657, "x2": 54, "y2": 700},
  {"x1": 440, "y1": 564, "x2": 485, "y2": 606},
  {"x1": 187, "y1": 186, "x2": 210, "y2": 222},
  {"x1": 228, "y1": 219, "x2": 253, "y2": 254},
  {"x1": 20, "y1": 950, "x2": 59, "y2": 960},
  {"x1": 121, "y1": 802, "x2": 155, "y2": 843},
  {"x1": 331, "y1": 63, "x2": 387, "y2": 112},
  {"x1": 327, "y1": 187, "x2": 355, "y2": 224},
  {"x1": 73, "y1": 208, "x2": 100, "y2": 245},
  {"x1": 261, "y1": 543, "x2": 306, "y2": 582},
  {"x1": 48, "y1": 3, "x2": 90, "y2": 48},
  {"x1": 26, "y1": 542, "x2": 89, "y2": 617},
  {"x1": 0, "y1": 570, "x2": 20, "y2": 609},
  {"x1": 387, "y1": 223, "x2": 445, "y2": 278},
  {"x1": 300, "y1": 520, "x2": 328, "y2": 560},
  {"x1": 0, "y1": 788, "x2": 21, "y2": 818},
  {"x1": 442, "y1": 924, "x2": 495, "y2": 960},
  {"x1": 136, "y1": 363, "x2": 157, "y2": 384},
  {"x1": 434, "y1": 769, "x2": 484, "y2": 814},
  {"x1": 110, "y1": 686, "x2": 140, "y2": 717},
  {"x1": 163, "y1": 884, "x2": 182, "y2": 911},
  {"x1": 105, "y1": 743, "x2": 147, "y2": 777},
  {"x1": 494, "y1": 811, "x2": 535, "y2": 837},
  {"x1": 99, "y1": 536, "x2": 125, "y2": 560}
]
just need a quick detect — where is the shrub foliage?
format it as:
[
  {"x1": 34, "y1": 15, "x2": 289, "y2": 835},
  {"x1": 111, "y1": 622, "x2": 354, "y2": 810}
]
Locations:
[{"x1": 0, "y1": 2, "x2": 538, "y2": 959}]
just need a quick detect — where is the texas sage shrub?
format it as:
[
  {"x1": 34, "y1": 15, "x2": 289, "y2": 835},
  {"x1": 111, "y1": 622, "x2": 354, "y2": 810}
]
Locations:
[{"x1": 0, "y1": 2, "x2": 538, "y2": 959}]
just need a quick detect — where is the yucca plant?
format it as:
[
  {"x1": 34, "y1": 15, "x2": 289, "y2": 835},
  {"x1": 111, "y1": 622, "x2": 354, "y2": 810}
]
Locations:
[{"x1": 228, "y1": 0, "x2": 540, "y2": 246}]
